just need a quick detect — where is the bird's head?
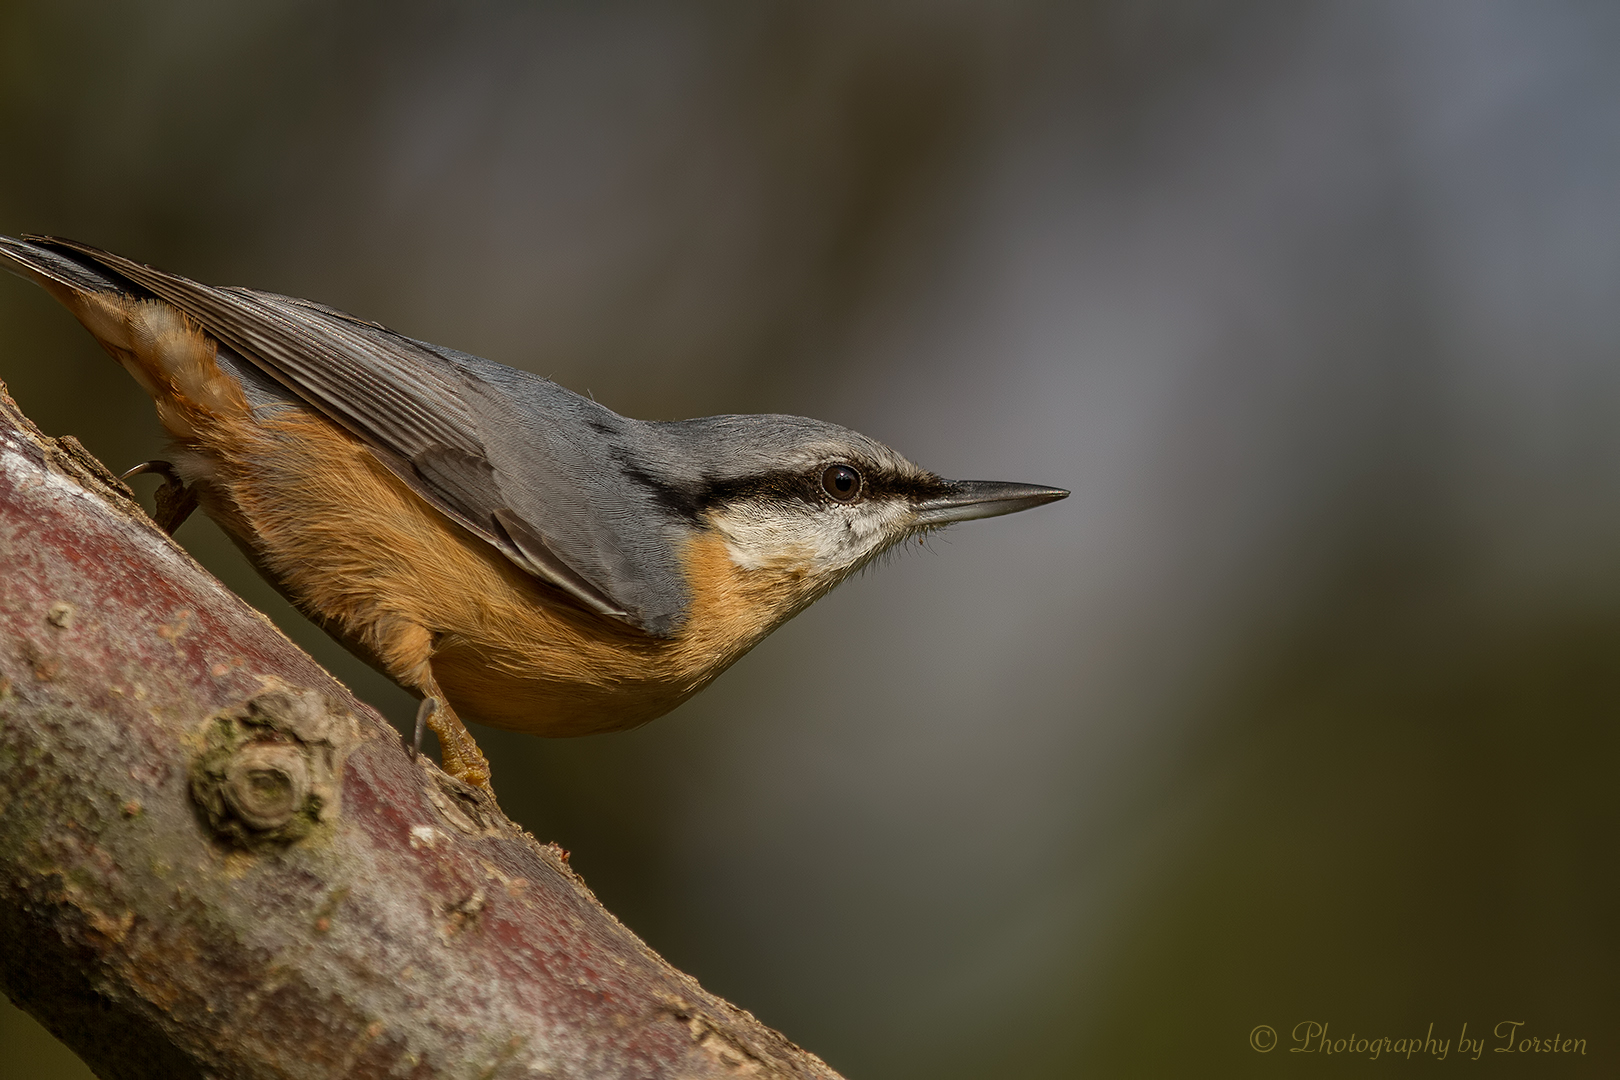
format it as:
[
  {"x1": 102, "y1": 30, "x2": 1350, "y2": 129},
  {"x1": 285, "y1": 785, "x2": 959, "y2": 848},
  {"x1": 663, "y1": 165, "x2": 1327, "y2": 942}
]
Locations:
[{"x1": 632, "y1": 414, "x2": 1067, "y2": 614}]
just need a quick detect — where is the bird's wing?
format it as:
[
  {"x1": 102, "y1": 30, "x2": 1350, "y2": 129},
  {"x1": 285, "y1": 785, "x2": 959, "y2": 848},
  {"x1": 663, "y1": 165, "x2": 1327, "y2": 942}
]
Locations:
[{"x1": 33, "y1": 236, "x2": 659, "y2": 632}]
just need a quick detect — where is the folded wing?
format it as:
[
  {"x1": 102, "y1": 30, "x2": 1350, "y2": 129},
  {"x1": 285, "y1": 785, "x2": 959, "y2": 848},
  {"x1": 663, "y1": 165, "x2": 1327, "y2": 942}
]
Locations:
[{"x1": 29, "y1": 236, "x2": 667, "y2": 633}]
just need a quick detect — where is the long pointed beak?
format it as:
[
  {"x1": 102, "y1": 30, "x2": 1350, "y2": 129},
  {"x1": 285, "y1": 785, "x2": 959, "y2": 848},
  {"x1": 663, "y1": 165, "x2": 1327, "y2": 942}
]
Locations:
[{"x1": 914, "y1": 480, "x2": 1069, "y2": 525}]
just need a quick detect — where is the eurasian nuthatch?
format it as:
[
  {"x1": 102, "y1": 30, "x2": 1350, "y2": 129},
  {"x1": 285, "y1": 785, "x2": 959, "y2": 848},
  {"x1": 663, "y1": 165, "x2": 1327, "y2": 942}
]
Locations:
[{"x1": 1, "y1": 235, "x2": 1066, "y2": 787}]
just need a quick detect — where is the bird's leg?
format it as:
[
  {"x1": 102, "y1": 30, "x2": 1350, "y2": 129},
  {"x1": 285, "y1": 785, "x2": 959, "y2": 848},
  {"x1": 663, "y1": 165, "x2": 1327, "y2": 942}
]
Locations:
[
  {"x1": 415, "y1": 680, "x2": 492, "y2": 789},
  {"x1": 121, "y1": 460, "x2": 199, "y2": 535},
  {"x1": 412, "y1": 697, "x2": 433, "y2": 761}
]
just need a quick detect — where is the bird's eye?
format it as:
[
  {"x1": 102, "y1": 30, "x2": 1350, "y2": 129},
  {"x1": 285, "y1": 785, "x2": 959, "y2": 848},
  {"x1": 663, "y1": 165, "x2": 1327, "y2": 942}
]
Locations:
[{"x1": 821, "y1": 464, "x2": 862, "y2": 502}]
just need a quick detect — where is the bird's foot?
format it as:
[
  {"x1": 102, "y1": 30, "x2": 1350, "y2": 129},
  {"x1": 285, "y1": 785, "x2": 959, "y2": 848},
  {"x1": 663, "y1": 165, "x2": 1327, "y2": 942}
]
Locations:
[
  {"x1": 413, "y1": 695, "x2": 492, "y2": 790},
  {"x1": 121, "y1": 460, "x2": 198, "y2": 534}
]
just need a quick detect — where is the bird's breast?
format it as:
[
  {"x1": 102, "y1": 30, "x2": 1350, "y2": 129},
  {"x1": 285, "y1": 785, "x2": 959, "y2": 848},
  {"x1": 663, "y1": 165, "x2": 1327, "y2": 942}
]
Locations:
[{"x1": 431, "y1": 528, "x2": 822, "y2": 735}]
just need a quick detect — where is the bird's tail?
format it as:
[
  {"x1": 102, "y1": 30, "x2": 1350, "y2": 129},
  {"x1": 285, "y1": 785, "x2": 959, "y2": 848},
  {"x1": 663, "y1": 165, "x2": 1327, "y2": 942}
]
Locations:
[
  {"x1": 0, "y1": 234, "x2": 138, "y2": 299},
  {"x1": 0, "y1": 235, "x2": 250, "y2": 438}
]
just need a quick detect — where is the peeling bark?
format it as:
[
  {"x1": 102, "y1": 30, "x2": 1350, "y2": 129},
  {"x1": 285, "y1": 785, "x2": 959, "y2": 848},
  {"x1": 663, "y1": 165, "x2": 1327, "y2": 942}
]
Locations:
[{"x1": 0, "y1": 379, "x2": 843, "y2": 1080}]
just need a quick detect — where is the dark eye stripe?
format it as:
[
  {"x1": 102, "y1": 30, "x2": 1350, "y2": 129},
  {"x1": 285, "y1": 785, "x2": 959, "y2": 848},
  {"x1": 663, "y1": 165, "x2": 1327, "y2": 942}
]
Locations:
[{"x1": 621, "y1": 463, "x2": 953, "y2": 521}]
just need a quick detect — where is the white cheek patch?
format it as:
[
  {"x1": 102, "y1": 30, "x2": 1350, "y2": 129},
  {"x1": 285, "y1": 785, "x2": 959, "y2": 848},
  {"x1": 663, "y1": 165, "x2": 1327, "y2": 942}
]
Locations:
[{"x1": 707, "y1": 499, "x2": 914, "y2": 574}]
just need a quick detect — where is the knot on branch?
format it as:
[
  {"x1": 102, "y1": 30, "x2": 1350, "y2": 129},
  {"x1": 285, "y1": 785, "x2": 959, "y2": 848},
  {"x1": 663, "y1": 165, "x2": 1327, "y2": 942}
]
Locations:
[{"x1": 190, "y1": 682, "x2": 358, "y2": 848}]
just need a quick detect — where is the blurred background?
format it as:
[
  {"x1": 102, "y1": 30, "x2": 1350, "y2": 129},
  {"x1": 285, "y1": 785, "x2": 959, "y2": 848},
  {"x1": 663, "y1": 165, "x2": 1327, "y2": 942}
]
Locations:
[{"x1": 1, "y1": 1, "x2": 1617, "y2": 1076}]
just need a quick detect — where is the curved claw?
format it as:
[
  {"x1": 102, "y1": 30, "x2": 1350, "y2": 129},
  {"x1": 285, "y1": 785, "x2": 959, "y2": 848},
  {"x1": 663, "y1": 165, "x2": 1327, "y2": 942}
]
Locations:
[
  {"x1": 412, "y1": 696, "x2": 437, "y2": 761},
  {"x1": 121, "y1": 459, "x2": 199, "y2": 535},
  {"x1": 121, "y1": 459, "x2": 181, "y2": 483}
]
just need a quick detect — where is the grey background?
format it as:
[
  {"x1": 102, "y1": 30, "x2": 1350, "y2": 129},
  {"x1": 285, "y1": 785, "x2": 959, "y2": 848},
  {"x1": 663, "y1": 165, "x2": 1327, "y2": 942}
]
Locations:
[{"x1": 1, "y1": 2, "x2": 1615, "y2": 1076}]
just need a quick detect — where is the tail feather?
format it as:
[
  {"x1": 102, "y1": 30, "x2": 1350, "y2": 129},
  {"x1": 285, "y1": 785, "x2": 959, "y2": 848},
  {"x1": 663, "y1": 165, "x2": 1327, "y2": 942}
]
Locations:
[
  {"x1": 1, "y1": 234, "x2": 249, "y2": 434},
  {"x1": 0, "y1": 234, "x2": 142, "y2": 298}
]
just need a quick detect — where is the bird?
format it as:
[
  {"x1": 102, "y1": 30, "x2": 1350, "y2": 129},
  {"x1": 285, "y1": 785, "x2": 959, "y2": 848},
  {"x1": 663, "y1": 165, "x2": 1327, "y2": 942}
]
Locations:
[{"x1": 0, "y1": 235, "x2": 1067, "y2": 788}]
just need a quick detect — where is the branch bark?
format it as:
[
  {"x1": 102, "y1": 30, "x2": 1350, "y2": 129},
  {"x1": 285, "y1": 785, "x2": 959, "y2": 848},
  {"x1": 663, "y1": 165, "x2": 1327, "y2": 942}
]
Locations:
[{"x1": 0, "y1": 377, "x2": 843, "y2": 1080}]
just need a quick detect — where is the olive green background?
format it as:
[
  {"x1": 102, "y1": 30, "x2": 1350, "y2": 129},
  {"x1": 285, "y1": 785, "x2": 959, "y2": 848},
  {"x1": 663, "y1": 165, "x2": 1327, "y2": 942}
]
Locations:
[{"x1": 1, "y1": 1, "x2": 1616, "y2": 1076}]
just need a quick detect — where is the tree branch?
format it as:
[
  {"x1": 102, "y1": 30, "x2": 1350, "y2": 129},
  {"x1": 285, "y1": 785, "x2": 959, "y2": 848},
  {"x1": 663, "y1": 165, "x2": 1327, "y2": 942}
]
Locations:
[{"x1": 0, "y1": 377, "x2": 843, "y2": 1080}]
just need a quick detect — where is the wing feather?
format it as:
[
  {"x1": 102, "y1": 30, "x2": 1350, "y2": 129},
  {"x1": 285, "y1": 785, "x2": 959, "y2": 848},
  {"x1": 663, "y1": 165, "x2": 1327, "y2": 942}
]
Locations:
[{"x1": 29, "y1": 237, "x2": 651, "y2": 630}]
